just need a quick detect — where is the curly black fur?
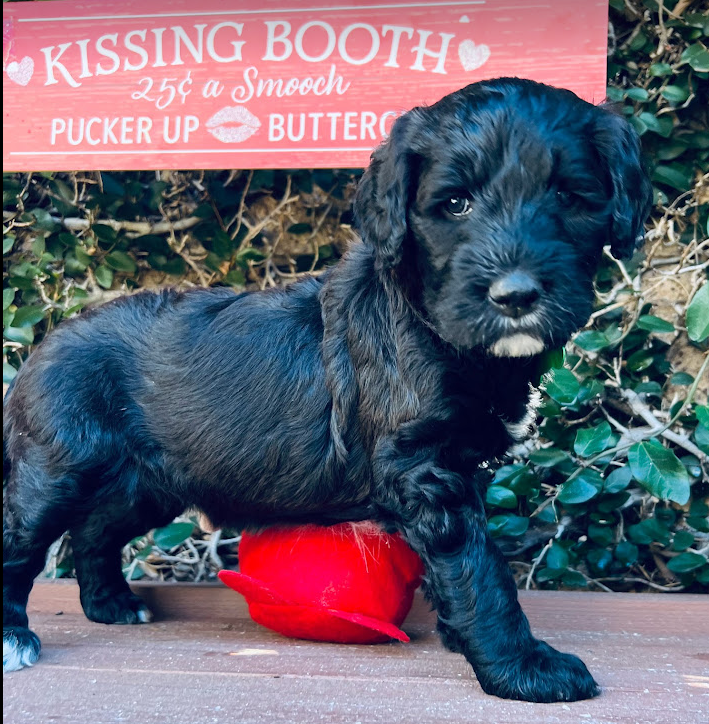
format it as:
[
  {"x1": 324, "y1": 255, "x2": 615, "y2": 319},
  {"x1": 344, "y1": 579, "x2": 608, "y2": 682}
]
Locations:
[{"x1": 3, "y1": 78, "x2": 651, "y2": 700}]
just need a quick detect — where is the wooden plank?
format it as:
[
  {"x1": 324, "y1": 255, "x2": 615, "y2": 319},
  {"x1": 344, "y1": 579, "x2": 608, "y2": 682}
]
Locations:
[
  {"x1": 2, "y1": 0, "x2": 608, "y2": 171},
  {"x1": 3, "y1": 581, "x2": 708, "y2": 724}
]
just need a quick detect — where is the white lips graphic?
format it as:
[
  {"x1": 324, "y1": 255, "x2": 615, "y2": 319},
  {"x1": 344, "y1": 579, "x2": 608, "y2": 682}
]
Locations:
[{"x1": 206, "y1": 106, "x2": 261, "y2": 143}]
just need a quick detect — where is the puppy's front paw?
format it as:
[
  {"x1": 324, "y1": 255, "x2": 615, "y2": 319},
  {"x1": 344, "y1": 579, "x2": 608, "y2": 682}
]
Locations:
[
  {"x1": 476, "y1": 639, "x2": 600, "y2": 703},
  {"x1": 3, "y1": 626, "x2": 41, "y2": 672},
  {"x1": 81, "y1": 591, "x2": 153, "y2": 625}
]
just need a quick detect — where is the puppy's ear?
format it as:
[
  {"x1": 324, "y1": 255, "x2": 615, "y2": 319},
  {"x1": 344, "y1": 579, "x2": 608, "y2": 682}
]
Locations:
[
  {"x1": 354, "y1": 111, "x2": 421, "y2": 270},
  {"x1": 595, "y1": 110, "x2": 653, "y2": 259}
]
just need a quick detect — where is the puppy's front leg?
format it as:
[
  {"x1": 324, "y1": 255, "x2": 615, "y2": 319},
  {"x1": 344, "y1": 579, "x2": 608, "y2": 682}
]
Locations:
[{"x1": 387, "y1": 463, "x2": 599, "y2": 703}]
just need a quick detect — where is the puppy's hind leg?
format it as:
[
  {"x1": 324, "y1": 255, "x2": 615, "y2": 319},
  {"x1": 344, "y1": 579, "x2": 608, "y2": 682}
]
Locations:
[
  {"x1": 70, "y1": 484, "x2": 182, "y2": 626},
  {"x1": 3, "y1": 461, "x2": 80, "y2": 672}
]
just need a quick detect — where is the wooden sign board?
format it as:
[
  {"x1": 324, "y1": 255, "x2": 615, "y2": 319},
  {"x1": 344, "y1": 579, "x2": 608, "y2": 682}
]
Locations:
[{"x1": 3, "y1": 0, "x2": 608, "y2": 171}]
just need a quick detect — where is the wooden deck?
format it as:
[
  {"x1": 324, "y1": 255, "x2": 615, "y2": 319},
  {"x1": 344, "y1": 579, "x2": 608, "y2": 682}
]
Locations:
[{"x1": 4, "y1": 581, "x2": 708, "y2": 724}]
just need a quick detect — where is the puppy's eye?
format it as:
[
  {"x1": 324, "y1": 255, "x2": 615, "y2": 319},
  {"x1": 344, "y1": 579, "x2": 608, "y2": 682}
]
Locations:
[
  {"x1": 556, "y1": 190, "x2": 575, "y2": 207},
  {"x1": 445, "y1": 197, "x2": 473, "y2": 217}
]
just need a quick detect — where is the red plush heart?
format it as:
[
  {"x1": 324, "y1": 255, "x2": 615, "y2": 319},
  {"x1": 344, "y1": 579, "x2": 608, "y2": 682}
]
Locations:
[{"x1": 218, "y1": 523, "x2": 424, "y2": 644}]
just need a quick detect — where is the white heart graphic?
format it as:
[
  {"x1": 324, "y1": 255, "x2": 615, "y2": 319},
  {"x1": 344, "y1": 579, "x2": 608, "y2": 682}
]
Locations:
[
  {"x1": 458, "y1": 40, "x2": 490, "y2": 72},
  {"x1": 6, "y1": 56, "x2": 33, "y2": 86}
]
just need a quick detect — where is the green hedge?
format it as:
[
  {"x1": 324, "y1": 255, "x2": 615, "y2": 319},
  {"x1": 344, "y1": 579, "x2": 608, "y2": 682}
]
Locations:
[{"x1": 3, "y1": 0, "x2": 708, "y2": 589}]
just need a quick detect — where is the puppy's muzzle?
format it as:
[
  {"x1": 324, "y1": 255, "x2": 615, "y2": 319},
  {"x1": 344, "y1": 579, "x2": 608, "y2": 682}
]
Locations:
[{"x1": 488, "y1": 271, "x2": 541, "y2": 319}]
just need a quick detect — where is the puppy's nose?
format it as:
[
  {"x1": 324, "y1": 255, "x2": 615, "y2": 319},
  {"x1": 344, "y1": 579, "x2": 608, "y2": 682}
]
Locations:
[{"x1": 488, "y1": 272, "x2": 541, "y2": 318}]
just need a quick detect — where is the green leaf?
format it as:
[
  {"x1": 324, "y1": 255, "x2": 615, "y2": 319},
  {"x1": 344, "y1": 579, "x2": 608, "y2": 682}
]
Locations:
[
  {"x1": 615, "y1": 540, "x2": 638, "y2": 566},
  {"x1": 628, "y1": 518, "x2": 671, "y2": 546},
  {"x1": 625, "y1": 87, "x2": 649, "y2": 101},
  {"x1": 100, "y1": 172, "x2": 126, "y2": 196},
  {"x1": 11, "y1": 305, "x2": 46, "y2": 328},
  {"x1": 58, "y1": 232, "x2": 79, "y2": 248},
  {"x1": 638, "y1": 112, "x2": 673, "y2": 137},
  {"x1": 223, "y1": 268, "x2": 246, "y2": 287},
  {"x1": 636, "y1": 315, "x2": 675, "y2": 334},
  {"x1": 3, "y1": 234, "x2": 15, "y2": 254},
  {"x1": 558, "y1": 477, "x2": 599, "y2": 505},
  {"x1": 487, "y1": 514, "x2": 529, "y2": 538},
  {"x1": 660, "y1": 85, "x2": 689, "y2": 103},
  {"x1": 656, "y1": 142, "x2": 689, "y2": 161},
  {"x1": 3, "y1": 361, "x2": 18, "y2": 383},
  {"x1": 561, "y1": 570, "x2": 587, "y2": 587},
  {"x1": 287, "y1": 223, "x2": 313, "y2": 235},
  {"x1": 670, "y1": 372, "x2": 694, "y2": 386},
  {"x1": 627, "y1": 440, "x2": 690, "y2": 504},
  {"x1": 544, "y1": 367, "x2": 579, "y2": 405},
  {"x1": 603, "y1": 466, "x2": 633, "y2": 494},
  {"x1": 92, "y1": 223, "x2": 118, "y2": 243},
  {"x1": 666, "y1": 552, "x2": 706, "y2": 573},
  {"x1": 30, "y1": 208, "x2": 59, "y2": 233},
  {"x1": 686, "y1": 284, "x2": 709, "y2": 342},
  {"x1": 507, "y1": 472, "x2": 540, "y2": 496},
  {"x1": 160, "y1": 258, "x2": 187, "y2": 277},
  {"x1": 574, "y1": 421, "x2": 616, "y2": 457},
  {"x1": 152, "y1": 522, "x2": 195, "y2": 550},
  {"x1": 3, "y1": 287, "x2": 15, "y2": 310},
  {"x1": 125, "y1": 566, "x2": 146, "y2": 581},
  {"x1": 236, "y1": 247, "x2": 267, "y2": 265},
  {"x1": 104, "y1": 251, "x2": 137, "y2": 273},
  {"x1": 492, "y1": 464, "x2": 526, "y2": 484},
  {"x1": 695, "y1": 405, "x2": 709, "y2": 428},
  {"x1": 9, "y1": 261, "x2": 42, "y2": 279},
  {"x1": 649, "y1": 62, "x2": 672, "y2": 77},
  {"x1": 672, "y1": 530, "x2": 696, "y2": 552},
  {"x1": 485, "y1": 485, "x2": 517, "y2": 509},
  {"x1": 94, "y1": 265, "x2": 114, "y2": 289},
  {"x1": 588, "y1": 523, "x2": 613, "y2": 547},
  {"x1": 629, "y1": 116, "x2": 647, "y2": 136},
  {"x1": 687, "y1": 516, "x2": 709, "y2": 534},
  {"x1": 635, "y1": 381, "x2": 662, "y2": 397},
  {"x1": 578, "y1": 378, "x2": 604, "y2": 403},
  {"x1": 681, "y1": 43, "x2": 709, "y2": 72},
  {"x1": 695, "y1": 426, "x2": 709, "y2": 454},
  {"x1": 50, "y1": 177, "x2": 75, "y2": 202},
  {"x1": 587, "y1": 548, "x2": 613, "y2": 573},
  {"x1": 31, "y1": 236, "x2": 46, "y2": 258},
  {"x1": 605, "y1": 84, "x2": 624, "y2": 101},
  {"x1": 527, "y1": 448, "x2": 569, "y2": 468},
  {"x1": 626, "y1": 349, "x2": 655, "y2": 372},
  {"x1": 546, "y1": 542, "x2": 569, "y2": 570},
  {"x1": 652, "y1": 164, "x2": 692, "y2": 192},
  {"x1": 536, "y1": 567, "x2": 566, "y2": 583},
  {"x1": 4, "y1": 326, "x2": 35, "y2": 345},
  {"x1": 573, "y1": 330, "x2": 611, "y2": 352}
]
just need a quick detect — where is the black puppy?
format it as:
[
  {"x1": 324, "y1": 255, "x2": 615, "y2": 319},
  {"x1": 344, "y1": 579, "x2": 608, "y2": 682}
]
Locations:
[{"x1": 3, "y1": 78, "x2": 651, "y2": 701}]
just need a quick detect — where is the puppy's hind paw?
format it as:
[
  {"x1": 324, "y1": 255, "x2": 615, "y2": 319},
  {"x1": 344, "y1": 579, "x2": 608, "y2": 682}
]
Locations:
[
  {"x1": 3, "y1": 626, "x2": 41, "y2": 672},
  {"x1": 476, "y1": 639, "x2": 600, "y2": 703}
]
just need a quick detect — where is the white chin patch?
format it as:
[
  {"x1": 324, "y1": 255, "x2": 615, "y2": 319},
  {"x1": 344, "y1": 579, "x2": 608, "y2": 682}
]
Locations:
[{"x1": 490, "y1": 334, "x2": 545, "y2": 358}]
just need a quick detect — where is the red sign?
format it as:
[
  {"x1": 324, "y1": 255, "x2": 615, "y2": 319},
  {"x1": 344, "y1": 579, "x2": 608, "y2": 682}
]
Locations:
[{"x1": 3, "y1": 0, "x2": 608, "y2": 171}]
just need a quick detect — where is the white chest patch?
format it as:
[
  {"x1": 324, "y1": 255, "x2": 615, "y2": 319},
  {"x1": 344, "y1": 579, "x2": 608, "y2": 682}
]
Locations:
[{"x1": 503, "y1": 387, "x2": 542, "y2": 441}]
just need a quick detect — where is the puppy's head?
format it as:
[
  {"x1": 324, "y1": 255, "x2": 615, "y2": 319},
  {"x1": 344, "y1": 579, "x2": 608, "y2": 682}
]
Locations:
[{"x1": 354, "y1": 78, "x2": 652, "y2": 357}]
